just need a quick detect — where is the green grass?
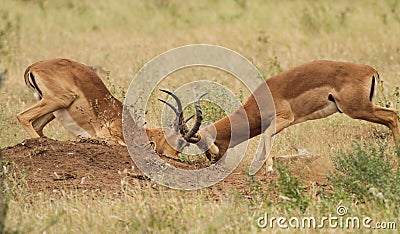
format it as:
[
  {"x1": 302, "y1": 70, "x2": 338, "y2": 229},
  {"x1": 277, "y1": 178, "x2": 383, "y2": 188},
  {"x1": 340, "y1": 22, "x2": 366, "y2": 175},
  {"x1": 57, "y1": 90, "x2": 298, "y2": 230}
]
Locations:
[
  {"x1": 330, "y1": 142, "x2": 400, "y2": 212},
  {"x1": 1, "y1": 0, "x2": 400, "y2": 233}
]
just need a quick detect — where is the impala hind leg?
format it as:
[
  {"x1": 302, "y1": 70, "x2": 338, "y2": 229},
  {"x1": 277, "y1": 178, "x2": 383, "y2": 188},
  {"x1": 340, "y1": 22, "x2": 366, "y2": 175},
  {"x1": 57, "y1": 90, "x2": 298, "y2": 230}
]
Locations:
[
  {"x1": 17, "y1": 97, "x2": 74, "y2": 138},
  {"x1": 351, "y1": 106, "x2": 400, "y2": 145},
  {"x1": 373, "y1": 107, "x2": 400, "y2": 145},
  {"x1": 331, "y1": 89, "x2": 400, "y2": 145},
  {"x1": 32, "y1": 112, "x2": 55, "y2": 137}
]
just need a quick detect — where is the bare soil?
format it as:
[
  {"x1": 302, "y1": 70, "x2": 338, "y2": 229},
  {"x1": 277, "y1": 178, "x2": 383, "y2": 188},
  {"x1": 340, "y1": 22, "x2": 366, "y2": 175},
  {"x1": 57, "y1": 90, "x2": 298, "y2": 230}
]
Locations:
[{"x1": 1, "y1": 138, "x2": 331, "y2": 196}]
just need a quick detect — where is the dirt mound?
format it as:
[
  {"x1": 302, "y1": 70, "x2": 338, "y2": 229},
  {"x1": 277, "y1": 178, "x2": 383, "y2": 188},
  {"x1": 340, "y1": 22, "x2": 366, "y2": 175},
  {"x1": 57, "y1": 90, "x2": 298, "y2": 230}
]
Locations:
[
  {"x1": 1, "y1": 138, "x2": 329, "y2": 195},
  {"x1": 1, "y1": 138, "x2": 139, "y2": 192}
]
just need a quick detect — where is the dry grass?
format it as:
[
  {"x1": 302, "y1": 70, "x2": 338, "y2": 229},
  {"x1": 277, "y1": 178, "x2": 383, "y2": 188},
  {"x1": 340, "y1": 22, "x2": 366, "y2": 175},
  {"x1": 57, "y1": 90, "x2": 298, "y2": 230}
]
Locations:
[{"x1": 1, "y1": 0, "x2": 400, "y2": 233}]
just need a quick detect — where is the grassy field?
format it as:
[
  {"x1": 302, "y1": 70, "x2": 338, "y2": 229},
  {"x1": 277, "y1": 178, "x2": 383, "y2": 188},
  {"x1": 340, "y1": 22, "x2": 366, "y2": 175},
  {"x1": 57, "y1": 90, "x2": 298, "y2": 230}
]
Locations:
[{"x1": 1, "y1": 0, "x2": 400, "y2": 233}]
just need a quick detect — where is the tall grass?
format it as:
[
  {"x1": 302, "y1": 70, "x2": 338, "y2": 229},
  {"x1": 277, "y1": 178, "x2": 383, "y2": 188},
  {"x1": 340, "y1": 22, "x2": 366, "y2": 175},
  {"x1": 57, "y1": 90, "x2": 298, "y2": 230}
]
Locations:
[{"x1": 1, "y1": 0, "x2": 400, "y2": 233}]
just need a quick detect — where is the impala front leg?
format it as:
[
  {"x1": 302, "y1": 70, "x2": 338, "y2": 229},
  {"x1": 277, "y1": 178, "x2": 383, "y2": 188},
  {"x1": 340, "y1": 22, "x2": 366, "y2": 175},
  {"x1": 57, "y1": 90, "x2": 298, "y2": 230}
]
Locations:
[
  {"x1": 249, "y1": 105, "x2": 295, "y2": 175},
  {"x1": 248, "y1": 128, "x2": 274, "y2": 176},
  {"x1": 264, "y1": 128, "x2": 275, "y2": 174}
]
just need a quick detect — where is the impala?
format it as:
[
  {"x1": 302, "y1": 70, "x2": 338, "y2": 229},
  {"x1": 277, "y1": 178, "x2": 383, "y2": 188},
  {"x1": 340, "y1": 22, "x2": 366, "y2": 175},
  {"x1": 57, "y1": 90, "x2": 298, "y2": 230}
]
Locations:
[
  {"x1": 183, "y1": 60, "x2": 400, "y2": 174},
  {"x1": 17, "y1": 58, "x2": 203, "y2": 158}
]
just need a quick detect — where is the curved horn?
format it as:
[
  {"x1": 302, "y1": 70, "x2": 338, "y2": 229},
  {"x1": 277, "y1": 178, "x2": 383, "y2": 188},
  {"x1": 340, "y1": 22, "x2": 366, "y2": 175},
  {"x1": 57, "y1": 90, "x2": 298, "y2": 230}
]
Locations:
[
  {"x1": 159, "y1": 89, "x2": 183, "y2": 113},
  {"x1": 158, "y1": 98, "x2": 179, "y2": 115},
  {"x1": 184, "y1": 114, "x2": 195, "y2": 123},
  {"x1": 184, "y1": 92, "x2": 207, "y2": 141},
  {"x1": 159, "y1": 89, "x2": 184, "y2": 132}
]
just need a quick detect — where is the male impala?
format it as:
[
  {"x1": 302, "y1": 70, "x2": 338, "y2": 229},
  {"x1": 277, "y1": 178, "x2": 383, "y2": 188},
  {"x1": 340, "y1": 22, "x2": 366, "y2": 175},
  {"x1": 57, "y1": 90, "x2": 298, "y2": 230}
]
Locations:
[
  {"x1": 183, "y1": 60, "x2": 400, "y2": 174},
  {"x1": 17, "y1": 58, "x2": 202, "y2": 158}
]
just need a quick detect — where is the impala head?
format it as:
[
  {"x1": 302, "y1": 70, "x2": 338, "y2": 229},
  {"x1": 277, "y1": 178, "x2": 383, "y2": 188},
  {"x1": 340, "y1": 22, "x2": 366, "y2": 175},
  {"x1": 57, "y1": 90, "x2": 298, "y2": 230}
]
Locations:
[
  {"x1": 156, "y1": 90, "x2": 221, "y2": 158},
  {"x1": 146, "y1": 127, "x2": 189, "y2": 158},
  {"x1": 145, "y1": 89, "x2": 210, "y2": 158}
]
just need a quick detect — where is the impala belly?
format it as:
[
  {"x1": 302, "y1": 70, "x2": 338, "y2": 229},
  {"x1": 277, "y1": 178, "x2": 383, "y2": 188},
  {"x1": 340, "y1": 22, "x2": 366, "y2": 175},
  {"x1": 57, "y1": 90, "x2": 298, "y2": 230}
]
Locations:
[
  {"x1": 293, "y1": 101, "x2": 338, "y2": 124},
  {"x1": 53, "y1": 109, "x2": 91, "y2": 137}
]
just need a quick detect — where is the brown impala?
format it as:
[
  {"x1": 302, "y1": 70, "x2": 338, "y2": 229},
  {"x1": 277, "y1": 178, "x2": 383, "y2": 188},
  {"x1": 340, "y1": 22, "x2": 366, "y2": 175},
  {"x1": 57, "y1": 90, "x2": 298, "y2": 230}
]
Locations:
[
  {"x1": 179, "y1": 60, "x2": 400, "y2": 174},
  {"x1": 17, "y1": 58, "x2": 204, "y2": 158},
  {"x1": 18, "y1": 59, "x2": 400, "y2": 174}
]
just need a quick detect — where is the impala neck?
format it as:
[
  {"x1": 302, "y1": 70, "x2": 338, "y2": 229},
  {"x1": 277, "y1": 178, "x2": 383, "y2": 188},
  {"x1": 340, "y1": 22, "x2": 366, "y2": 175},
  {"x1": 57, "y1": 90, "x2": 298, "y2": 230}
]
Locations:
[{"x1": 200, "y1": 82, "x2": 275, "y2": 158}]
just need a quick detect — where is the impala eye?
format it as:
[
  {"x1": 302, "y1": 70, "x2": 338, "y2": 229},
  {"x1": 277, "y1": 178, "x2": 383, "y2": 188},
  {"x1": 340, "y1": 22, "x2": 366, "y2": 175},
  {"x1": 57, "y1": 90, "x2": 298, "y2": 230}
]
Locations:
[{"x1": 149, "y1": 141, "x2": 156, "y2": 149}]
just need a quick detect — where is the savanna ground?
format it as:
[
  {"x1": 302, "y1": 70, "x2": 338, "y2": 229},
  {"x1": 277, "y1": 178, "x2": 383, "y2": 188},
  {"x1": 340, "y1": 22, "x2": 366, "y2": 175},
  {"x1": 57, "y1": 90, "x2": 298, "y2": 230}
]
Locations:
[{"x1": 1, "y1": 0, "x2": 400, "y2": 233}]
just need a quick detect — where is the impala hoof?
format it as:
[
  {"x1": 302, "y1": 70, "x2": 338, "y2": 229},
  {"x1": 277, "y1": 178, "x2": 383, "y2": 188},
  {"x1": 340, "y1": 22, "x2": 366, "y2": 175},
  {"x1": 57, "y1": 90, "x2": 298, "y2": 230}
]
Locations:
[{"x1": 266, "y1": 166, "x2": 275, "y2": 176}]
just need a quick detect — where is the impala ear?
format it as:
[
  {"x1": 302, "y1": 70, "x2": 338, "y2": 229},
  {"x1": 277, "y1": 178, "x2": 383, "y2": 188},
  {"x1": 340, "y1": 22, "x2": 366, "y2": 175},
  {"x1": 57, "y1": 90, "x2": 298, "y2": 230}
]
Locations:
[{"x1": 207, "y1": 143, "x2": 219, "y2": 155}]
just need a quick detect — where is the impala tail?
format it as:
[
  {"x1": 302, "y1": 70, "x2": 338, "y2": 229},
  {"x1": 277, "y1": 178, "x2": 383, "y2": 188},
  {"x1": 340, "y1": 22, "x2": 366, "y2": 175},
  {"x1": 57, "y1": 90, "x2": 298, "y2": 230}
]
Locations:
[
  {"x1": 369, "y1": 72, "x2": 379, "y2": 102},
  {"x1": 24, "y1": 69, "x2": 42, "y2": 100}
]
